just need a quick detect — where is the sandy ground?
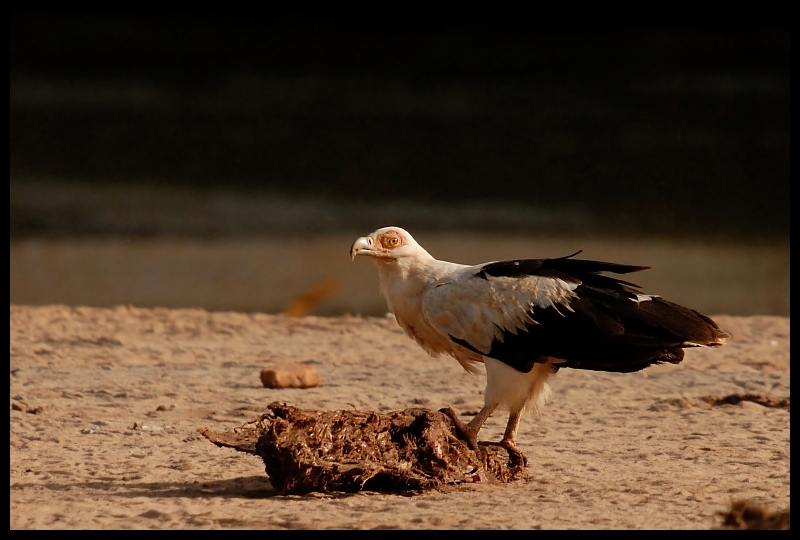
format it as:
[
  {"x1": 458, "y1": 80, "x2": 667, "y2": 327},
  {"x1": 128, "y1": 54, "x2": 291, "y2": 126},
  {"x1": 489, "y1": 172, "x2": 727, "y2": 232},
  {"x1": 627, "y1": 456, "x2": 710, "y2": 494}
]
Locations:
[{"x1": 10, "y1": 305, "x2": 789, "y2": 529}]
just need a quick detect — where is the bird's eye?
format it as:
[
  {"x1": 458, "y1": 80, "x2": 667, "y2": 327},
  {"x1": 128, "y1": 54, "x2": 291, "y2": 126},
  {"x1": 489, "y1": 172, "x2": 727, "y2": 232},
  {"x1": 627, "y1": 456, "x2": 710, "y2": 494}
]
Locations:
[{"x1": 386, "y1": 237, "x2": 399, "y2": 247}]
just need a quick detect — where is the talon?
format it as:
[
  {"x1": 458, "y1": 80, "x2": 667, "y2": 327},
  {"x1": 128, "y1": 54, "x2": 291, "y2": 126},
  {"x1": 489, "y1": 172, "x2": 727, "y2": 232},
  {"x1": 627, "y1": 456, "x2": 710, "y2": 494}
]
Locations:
[
  {"x1": 481, "y1": 439, "x2": 528, "y2": 467},
  {"x1": 500, "y1": 439, "x2": 528, "y2": 467}
]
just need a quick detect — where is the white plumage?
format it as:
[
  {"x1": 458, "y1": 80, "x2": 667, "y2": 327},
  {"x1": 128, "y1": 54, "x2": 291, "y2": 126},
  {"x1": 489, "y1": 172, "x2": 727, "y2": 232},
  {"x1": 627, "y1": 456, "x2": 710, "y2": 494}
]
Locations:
[{"x1": 350, "y1": 226, "x2": 728, "y2": 461}]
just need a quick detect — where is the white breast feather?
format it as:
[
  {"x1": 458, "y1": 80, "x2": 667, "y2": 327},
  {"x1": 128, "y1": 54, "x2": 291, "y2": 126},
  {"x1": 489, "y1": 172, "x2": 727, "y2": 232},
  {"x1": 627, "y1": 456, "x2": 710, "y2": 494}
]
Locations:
[{"x1": 422, "y1": 271, "x2": 579, "y2": 355}]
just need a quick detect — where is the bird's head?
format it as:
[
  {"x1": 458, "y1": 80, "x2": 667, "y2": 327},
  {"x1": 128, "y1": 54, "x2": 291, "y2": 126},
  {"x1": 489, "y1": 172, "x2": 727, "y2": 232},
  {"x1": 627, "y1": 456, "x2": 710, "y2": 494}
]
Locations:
[{"x1": 350, "y1": 227, "x2": 432, "y2": 263}]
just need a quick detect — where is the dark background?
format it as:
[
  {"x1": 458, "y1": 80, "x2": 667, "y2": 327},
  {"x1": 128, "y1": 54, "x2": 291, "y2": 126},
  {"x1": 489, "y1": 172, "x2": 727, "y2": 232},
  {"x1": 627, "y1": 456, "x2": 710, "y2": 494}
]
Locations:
[{"x1": 10, "y1": 11, "x2": 790, "y2": 239}]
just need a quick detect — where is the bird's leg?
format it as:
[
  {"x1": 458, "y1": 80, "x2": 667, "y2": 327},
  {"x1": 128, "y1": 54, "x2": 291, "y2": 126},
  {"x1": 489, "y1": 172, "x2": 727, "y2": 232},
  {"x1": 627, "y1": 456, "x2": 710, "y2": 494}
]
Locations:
[
  {"x1": 467, "y1": 404, "x2": 496, "y2": 435},
  {"x1": 439, "y1": 407, "x2": 476, "y2": 450},
  {"x1": 463, "y1": 404, "x2": 497, "y2": 450},
  {"x1": 500, "y1": 410, "x2": 522, "y2": 448},
  {"x1": 440, "y1": 403, "x2": 497, "y2": 451},
  {"x1": 499, "y1": 411, "x2": 527, "y2": 466}
]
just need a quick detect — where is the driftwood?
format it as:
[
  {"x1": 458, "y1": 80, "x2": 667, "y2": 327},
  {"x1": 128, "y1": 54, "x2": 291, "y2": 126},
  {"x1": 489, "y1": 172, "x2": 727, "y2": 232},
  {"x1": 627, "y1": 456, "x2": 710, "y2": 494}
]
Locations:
[{"x1": 201, "y1": 402, "x2": 527, "y2": 494}]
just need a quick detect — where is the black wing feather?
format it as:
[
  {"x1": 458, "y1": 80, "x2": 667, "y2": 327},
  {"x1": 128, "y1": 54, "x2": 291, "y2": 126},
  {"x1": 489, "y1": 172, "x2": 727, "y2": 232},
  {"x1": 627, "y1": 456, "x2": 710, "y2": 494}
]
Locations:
[
  {"x1": 477, "y1": 251, "x2": 650, "y2": 291},
  {"x1": 459, "y1": 252, "x2": 728, "y2": 374}
]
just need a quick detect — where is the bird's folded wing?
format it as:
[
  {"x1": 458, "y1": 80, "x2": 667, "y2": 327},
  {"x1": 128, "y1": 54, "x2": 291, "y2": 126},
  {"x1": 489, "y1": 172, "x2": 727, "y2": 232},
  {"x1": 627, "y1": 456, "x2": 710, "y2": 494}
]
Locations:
[{"x1": 421, "y1": 271, "x2": 578, "y2": 355}]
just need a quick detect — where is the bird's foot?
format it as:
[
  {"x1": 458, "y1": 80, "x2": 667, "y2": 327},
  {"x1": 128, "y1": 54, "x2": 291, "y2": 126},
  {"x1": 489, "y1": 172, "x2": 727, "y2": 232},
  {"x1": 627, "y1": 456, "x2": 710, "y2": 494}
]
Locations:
[
  {"x1": 439, "y1": 407, "x2": 479, "y2": 451},
  {"x1": 480, "y1": 439, "x2": 528, "y2": 467}
]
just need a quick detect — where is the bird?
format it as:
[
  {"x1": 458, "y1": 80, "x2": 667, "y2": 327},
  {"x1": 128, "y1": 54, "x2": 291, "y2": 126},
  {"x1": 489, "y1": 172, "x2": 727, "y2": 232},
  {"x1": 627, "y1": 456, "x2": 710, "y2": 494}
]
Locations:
[{"x1": 350, "y1": 226, "x2": 729, "y2": 463}]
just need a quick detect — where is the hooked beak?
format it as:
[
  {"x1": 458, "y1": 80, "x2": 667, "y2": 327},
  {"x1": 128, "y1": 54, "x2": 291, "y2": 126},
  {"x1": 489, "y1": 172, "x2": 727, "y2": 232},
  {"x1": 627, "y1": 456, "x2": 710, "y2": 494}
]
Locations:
[{"x1": 350, "y1": 236, "x2": 373, "y2": 261}]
